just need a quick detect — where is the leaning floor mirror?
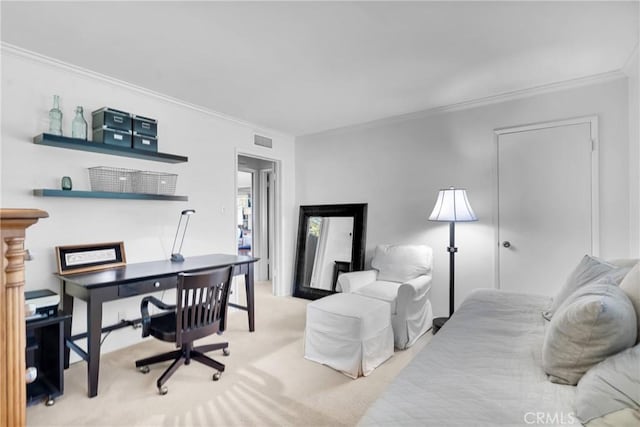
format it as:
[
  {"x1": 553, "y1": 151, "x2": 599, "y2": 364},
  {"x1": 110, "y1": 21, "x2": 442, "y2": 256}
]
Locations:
[{"x1": 293, "y1": 203, "x2": 368, "y2": 300}]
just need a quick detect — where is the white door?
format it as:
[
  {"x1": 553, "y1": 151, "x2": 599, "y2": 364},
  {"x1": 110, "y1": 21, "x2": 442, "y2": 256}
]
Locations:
[{"x1": 496, "y1": 118, "x2": 597, "y2": 296}]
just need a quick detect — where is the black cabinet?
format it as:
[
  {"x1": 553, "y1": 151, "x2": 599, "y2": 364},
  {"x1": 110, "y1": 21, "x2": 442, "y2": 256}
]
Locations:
[{"x1": 26, "y1": 312, "x2": 69, "y2": 406}]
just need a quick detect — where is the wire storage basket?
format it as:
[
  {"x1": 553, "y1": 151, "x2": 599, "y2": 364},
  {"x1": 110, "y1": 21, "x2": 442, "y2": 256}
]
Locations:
[
  {"x1": 133, "y1": 170, "x2": 178, "y2": 195},
  {"x1": 88, "y1": 167, "x2": 137, "y2": 193}
]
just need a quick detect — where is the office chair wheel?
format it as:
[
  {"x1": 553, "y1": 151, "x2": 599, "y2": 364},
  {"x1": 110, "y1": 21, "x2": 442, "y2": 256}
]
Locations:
[
  {"x1": 212, "y1": 372, "x2": 221, "y2": 381},
  {"x1": 158, "y1": 386, "x2": 168, "y2": 395},
  {"x1": 139, "y1": 366, "x2": 150, "y2": 374},
  {"x1": 223, "y1": 348, "x2": 230, "y2": 356},
  {"x1": 45, "y1": 397, "x2": 55, "y2": 407}
]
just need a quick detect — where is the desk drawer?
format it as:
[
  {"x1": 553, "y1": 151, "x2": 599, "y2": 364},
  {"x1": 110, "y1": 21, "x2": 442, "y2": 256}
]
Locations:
[{"x1": 118, "y1": 277, "x2": 177, "y2": 297}]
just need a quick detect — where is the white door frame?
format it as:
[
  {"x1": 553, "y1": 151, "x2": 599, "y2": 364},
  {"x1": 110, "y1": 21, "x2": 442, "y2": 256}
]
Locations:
[
  {"x1": 493, "y1": 115, "x2": 599, "y2": 289},
  {"x1": 235, "y1": 150, "x2": 282, "y2": 296},
  {"x1": 258, "y1": 168, "x2": 274, "y2": 280}
]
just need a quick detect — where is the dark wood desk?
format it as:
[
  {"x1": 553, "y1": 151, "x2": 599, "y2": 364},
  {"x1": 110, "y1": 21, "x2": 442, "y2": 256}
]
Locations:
[{"x1": 57, "y1": 254, "x2": 258, "y2": 398}]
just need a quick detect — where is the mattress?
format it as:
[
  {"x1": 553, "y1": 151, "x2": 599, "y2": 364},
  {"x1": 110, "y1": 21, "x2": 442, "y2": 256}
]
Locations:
[{"x1": 359, "y1": 289, "x2": 579, "y2": 426}]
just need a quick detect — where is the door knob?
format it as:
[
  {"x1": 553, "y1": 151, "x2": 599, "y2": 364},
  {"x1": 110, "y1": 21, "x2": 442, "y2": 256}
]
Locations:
[{"x1": 502, "y1": 241, "x2": 511, "y2": 248}]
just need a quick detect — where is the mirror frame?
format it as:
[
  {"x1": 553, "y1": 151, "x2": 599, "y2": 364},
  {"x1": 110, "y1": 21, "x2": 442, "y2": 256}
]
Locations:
[{"x1": 292, "y1": 203, "x2": 368, "y2": 300}]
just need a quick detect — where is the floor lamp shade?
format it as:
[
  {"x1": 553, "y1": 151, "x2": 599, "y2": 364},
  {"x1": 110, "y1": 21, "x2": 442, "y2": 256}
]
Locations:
[
  {"x1": 429, "y1": 187, "x2": 477, "y2": 222},
  {"x1": 429, "y1": 188, "x2": 477, "y2": 332}
]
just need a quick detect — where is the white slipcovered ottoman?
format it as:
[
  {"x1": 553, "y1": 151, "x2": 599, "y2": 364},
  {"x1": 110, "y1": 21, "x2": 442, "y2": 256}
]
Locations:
[{"x1": 304, "y1": 292, "x2": 394, "y2": 379}]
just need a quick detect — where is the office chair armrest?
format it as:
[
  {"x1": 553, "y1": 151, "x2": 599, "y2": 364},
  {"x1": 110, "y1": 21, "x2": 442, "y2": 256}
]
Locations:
[{"x1": 140, "y1": 296, "x2": 176, "y2": 338}]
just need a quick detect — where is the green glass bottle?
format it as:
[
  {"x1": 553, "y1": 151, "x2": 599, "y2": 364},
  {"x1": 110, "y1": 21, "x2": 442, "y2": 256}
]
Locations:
[
  {"x1": 71, "y1": 106, "x2": 88, "y2": 139},
  {"x1": 61, "y1": 176, "x2": 72, "y2": 191}
]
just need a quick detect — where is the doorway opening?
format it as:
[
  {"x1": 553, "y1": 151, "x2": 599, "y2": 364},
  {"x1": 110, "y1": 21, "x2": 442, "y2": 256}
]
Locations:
[
  {"x1": 237, "y1": 170, "x2": 253, "y2": 257},
  {"x1": 237, "y1": 154, "x2": 277, "y2": 285}
]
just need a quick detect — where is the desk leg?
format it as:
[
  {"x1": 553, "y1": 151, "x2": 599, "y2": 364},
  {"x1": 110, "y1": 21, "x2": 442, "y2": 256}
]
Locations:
[
  {"x1": 86, "y1": 297, "x2": 103, "y2": 398},
  {"x1": 245, "y1": 263, "x2": 255, "y2": 332},
  {"x1": 61, "y1": 281, "x2": 74, "y2": 369}
]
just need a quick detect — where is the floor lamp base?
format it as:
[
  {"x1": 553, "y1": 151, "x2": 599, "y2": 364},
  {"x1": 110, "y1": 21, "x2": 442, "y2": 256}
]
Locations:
[{"x1": 433, "y1": 317, "x2": 449, "y2": 335}]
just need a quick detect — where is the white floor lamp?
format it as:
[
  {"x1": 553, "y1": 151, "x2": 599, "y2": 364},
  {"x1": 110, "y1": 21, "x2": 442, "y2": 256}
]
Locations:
[{"x1": 429, "y1": 187, "x2": 477, "y2": 333}]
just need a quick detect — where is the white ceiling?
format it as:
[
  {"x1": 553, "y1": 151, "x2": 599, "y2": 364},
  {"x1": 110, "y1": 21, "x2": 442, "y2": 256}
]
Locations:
[{"x1": 1, "y1": 1, "x2": 638, "y2": 136}]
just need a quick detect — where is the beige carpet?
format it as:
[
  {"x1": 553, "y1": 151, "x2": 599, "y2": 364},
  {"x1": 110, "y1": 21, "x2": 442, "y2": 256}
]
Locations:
[{"x1": 26, "y1": 282, "x2": 432, "y2": 427}]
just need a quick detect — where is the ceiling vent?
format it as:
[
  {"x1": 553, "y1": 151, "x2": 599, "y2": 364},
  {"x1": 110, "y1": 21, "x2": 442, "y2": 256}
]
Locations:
[{"x1": 254, "y1": 134, "x2": 273, "y2": 148}]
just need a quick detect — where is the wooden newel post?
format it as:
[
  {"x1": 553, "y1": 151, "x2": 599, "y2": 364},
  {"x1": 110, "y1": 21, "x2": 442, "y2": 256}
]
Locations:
[{"x1": 0, "y1": 209, "x2": 48, "y2": 427}]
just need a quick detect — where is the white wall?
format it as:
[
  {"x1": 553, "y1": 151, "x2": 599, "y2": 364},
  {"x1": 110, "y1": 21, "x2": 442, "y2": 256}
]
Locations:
[
  {"x1": 624, "y1": 48, "x2": 639, "y2": 257},
  {"x1": 296, "y1": 77, "x2": 634, "y2": 318},
  {"x1": 0, "y1": 47, "x2": 296, "y2": 356}
]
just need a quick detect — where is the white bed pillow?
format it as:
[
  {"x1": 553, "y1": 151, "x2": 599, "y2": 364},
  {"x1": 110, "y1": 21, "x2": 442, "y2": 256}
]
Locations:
[
  {"x1": 608, "y1": 259, "x2": 640, "y2": 269},
  {"x1": 619, "y1": 263, "x2": 640, "y2": 344},
  {"x1": 371, "y1": 244, "x2": 431, "y2": 283},
  {"x1": 543, "y1": 255, "x2": 623, "y2": 320},
  {"x1": 586, "y1": 409, "x2": 640, "y2": 427},
  {"x1": 542, "y1": 280, "x2": 637, "y2": 385},
  {"x1": 576, "y1": 345, "x2": 640, "y2": 425}
]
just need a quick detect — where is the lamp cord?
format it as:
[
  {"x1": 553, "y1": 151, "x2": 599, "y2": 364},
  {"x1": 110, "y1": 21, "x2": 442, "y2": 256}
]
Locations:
[{"x1": 100, "y1": 331, "x2": 111, "y2": 346}]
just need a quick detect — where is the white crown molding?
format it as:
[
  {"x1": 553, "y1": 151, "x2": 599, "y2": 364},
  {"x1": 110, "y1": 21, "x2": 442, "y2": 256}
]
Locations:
[
  {"x1": 0, "y1": 42, "x2": 290, "y2": 139},
  {"x1": 3, "y1": 42, "x2": 628, "y2": 141},
  {"x1": 299, "y1": 69, "x2": 628, "y2": 139}
]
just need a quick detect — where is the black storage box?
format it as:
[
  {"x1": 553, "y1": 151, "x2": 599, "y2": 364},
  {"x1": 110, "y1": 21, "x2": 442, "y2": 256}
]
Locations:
[
  {"x1": 92, "y1": 126, "x2": 132, "y2": 148},
  {"x1": 133, "y1": 132, "x2": 158, "y2": 152},
  {"x1": 92, "y1": 108, "x2": 132, "y2": 132},
  {"x1": 132, "y1": 115, "x2": 157, "y2": 137}
]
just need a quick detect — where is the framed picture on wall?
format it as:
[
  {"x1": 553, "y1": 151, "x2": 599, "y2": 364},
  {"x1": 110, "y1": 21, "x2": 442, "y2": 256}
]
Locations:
[{"x1": 55, "y1": 242, "x2": 126, "y2": 275}]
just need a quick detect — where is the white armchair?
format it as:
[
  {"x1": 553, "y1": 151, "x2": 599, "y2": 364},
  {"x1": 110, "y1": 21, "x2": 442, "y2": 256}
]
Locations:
[{"x1": 337, "y1": 244, "x2": 434, "y2": 349}]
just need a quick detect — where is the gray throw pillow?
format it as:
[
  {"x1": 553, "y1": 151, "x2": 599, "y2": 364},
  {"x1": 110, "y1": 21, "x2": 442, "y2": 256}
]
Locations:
[
  {"x1": 576, "y1": 345, "x2": 640, "y2": 424},
  {"x1": 542, "y1": 281, "x2": 637, "y2": 385},
  {"x1": 543, "y1": 255, "x2": 624, "y2": 320}
]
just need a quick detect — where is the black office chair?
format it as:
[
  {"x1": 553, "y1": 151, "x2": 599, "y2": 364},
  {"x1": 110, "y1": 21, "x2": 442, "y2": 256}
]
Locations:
[{"x1": 135, "y1": 266, "x2": 233, "y2": 395}]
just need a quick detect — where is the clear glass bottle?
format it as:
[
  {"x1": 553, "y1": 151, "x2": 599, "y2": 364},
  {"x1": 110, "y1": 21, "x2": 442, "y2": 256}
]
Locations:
[
  {"x1": 71, "y1": 106, "x2": 88, "y2": 139},
  {"x1": 48, "y1": 95, "x2": 63, "y2": 136}
]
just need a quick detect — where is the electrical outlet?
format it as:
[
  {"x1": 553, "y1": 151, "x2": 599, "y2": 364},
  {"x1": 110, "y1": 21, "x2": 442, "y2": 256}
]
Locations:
[{"x1": 117, "y1": 311, "x2": 127, "y2": 323}]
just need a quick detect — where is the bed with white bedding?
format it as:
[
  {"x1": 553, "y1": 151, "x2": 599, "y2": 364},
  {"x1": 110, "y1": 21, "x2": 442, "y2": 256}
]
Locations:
[{"x1": 359, "y1": 289, "x2": 578, "y2": 426}]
